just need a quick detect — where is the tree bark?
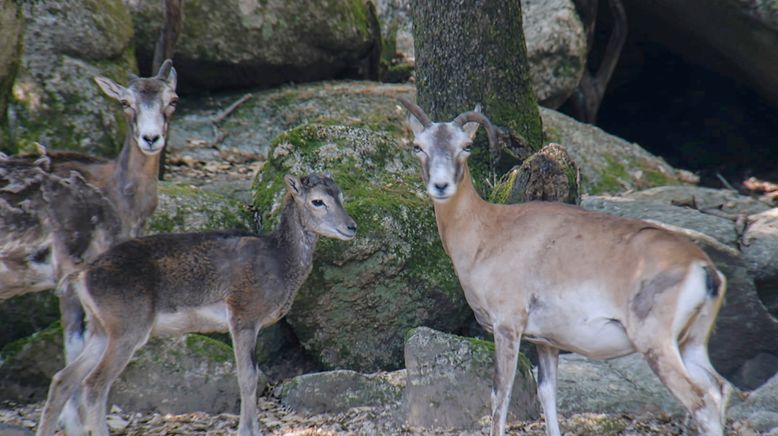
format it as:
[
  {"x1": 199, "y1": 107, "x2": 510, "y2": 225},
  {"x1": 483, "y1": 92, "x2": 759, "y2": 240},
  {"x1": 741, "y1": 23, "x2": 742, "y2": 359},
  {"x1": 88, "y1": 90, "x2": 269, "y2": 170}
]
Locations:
[{"x1": 411, "y1": 0, "x2": 543, "y2": 186}]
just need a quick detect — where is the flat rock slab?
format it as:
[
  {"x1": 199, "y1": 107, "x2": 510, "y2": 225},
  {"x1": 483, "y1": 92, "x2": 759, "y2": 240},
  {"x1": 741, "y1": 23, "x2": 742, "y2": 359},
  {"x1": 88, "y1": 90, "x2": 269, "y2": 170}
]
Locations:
[
  {"x1": 403, "y1": 327, "x2": 539, "y2": 430},
  {"x1": 278, "y1": 369, "x2": 404, "y2": 415},
  {"x1": 555, "y1": 353, "x2": 682, "y2": 416}
]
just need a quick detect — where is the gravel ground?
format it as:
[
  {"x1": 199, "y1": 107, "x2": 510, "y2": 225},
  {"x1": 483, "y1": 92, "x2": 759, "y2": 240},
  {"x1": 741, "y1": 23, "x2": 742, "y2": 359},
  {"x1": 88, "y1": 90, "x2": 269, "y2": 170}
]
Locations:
[{"x1": 0, "y1": 396, "x2": 765, "y2": 435}]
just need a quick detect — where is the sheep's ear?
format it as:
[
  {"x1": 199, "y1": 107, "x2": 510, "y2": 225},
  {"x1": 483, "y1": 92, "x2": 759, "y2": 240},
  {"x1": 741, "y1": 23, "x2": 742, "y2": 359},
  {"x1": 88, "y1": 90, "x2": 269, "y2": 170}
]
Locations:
[
  {"x1": 94, "y1": 76, "x2": 127, "y2": 101},
  {"x1": 408, "y1": 114, "x2": 426, "y2": 136},
  {"x1": 284, "y1": 174, "x2": 302, "y2": 196}
]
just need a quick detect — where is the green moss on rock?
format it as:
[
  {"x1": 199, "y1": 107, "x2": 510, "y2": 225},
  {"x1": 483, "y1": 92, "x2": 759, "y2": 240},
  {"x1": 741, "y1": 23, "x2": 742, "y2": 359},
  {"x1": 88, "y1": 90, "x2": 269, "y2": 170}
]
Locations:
[
  {"x1": 252, "y1": 122, "x2": 470, "y2": 371},
  {"x1": 150, "y1": 183, "x2": 253, "y2": 234}
]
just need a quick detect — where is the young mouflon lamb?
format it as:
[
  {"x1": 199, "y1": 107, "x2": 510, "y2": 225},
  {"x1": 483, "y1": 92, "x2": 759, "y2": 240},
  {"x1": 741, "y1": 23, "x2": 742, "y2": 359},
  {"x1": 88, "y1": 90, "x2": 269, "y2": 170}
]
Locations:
[{"x1": 36, "y1": 174, "x2": 357, "y2": 436}]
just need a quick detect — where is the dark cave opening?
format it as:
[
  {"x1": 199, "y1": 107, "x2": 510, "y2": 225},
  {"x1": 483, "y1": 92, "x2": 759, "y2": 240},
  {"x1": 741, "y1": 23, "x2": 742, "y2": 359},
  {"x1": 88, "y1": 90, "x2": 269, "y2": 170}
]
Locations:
[{"x1": 587, "y1": 38, "x2": 778, "y2": 189}]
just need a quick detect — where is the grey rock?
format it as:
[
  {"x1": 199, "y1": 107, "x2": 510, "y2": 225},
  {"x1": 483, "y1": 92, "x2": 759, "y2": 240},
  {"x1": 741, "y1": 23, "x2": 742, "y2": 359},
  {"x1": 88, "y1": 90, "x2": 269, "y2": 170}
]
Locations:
[
  {"x1": 253, "y1": 120, "x2": 471, "y2": 371},
  {"x1": 403, "y1": 327, "x2": 539, "y2": 430},
  {"x1": 9, "y1": 0, "x2": 136, "y2": 155},
  {"x1": 555, "y1": 353, "x2": 682, "y2": 416},
  {"x1": 730, "y1": 372, "x2": 778, "y2": 432},
  {"x1": 149, "y1": 182, "x2": 254, "y2": 234},
  {"x1": 522, "y1": 0, "x2": 586, "y2": 108},
  {"x1": 279, "y1": 369, "x2": 404, "y2": 415},
  {"x1": 126, "y1": 0, "x2": 379, "y2": 91},
  {"x1": 373, "y1": 0, "x2": 414, "y2": 61},
  {"x1": 0, "y1": 291, "x2": 59, "y2": 349},
  {"x1": 628, "y1": 186, "x2": 772, "y2": 216},
  {"x1": 581, "y1": 195, "x2": 739, "y2": 246},
  {"x1": 0, "y1": 323, "x2": 64, "y2": 403},
  {"x1": 742, "y1": 208, "x2": 778, "y2": 315},
  {"x1": 109, "y1": 335, "x2": 266, "y2": 414},
  {"x1": 0, "y1": 422, "x2": 33, "y2": 436},
  {"x1": 541, "y1": 107, "x2": 688, "y2": 195}
]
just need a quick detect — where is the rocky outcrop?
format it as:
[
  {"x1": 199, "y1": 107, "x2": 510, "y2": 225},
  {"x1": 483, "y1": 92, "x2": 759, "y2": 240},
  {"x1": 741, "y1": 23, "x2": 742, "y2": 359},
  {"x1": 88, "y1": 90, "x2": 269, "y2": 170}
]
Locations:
[
  {"x1": 582, "y1": 194, "x2": 778, "y2": 390},
  {"x1": 9, "y1": 0, "x2": 137, "y2": 156},
  {"x1": 252, "y1": 121, "x2": 472, "y2": 371},
  {"x1": 741, "y1": 208, "x2": 778, "y2": 315},
  {"x1": 109, "y1": 335, "x2": 262, "y2": 414},
  {"x1": 0, "y1": 0, "x2": 22, "y2": 151},
  {"x1": 554, "y1": 353, "x2": 682, "y2": 416},
  {"x1": 540, "y1": 107, "x2": 690, "y2": 195},
  {"x1": 149, "y1": 182, "x2": 254, "y2": 234},
  {"x1": 126, "y1": 0, "x2": 380, "y2": 91},
  {"x1": 403, "y1": 327, "x2": 539, "y2": 430},
  {"x1": 279, "y1": 370, "x2": 403, "y2": 415},
  {"x1": 729, "y1": 372, "x2": 778, "y2": 433},
  {"x1": 522, "y1": 0, "x2": 586, "y2": 108}
]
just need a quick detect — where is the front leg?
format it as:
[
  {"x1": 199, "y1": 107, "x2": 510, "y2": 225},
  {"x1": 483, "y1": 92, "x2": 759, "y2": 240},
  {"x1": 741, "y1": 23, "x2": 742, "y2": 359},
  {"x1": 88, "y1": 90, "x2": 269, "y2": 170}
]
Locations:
[
  {"x1": 229, "y1": 316, "x2": 262, "y2": 436},
  {"x1": 536, "y1": 344, "x2": 561, "y2": 436},
  {"x1": 490, "y1": 325, "x2": 524, "y2": 436}
]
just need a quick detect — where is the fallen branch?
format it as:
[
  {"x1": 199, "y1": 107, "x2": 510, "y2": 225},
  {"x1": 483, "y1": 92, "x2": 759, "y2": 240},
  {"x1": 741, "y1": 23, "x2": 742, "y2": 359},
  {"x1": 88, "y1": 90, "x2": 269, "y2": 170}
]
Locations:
[{"x1": 211, "y1": 94, "x2": 253, "y2": 124}]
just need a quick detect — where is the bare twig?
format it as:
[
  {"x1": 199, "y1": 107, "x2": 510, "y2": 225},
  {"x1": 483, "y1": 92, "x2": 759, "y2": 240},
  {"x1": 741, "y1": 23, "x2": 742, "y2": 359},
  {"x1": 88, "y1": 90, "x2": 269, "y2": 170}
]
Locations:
[
  {"x1": 716, "y1": 173, "x2": 738, "y2": 192},
  {"x1": 211, "y1": 94, "x2": 253, "y2": 125}
]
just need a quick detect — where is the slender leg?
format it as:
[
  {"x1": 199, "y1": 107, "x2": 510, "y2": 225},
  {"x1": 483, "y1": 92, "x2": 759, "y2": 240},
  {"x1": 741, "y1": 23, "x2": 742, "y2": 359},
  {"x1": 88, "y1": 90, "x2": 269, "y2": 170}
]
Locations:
[
  {"x1": 490, "y1": 325, "x2": 523, "y2": 436},
  {"x1": 536, "y1": 345, "x2": 561, "y2": 436},
  {"x1": 642, "y1": 343, "x2": 723, "y2": 436},
  {"x1": 81, "y1": 333, "x2": 147, "y2": 436},
  {"x1": 58, "y1": 279, "x2": 87, "y2": 434},
  {"x1": 36, "y1": 333, "x2": 106, "y2": 436},
  {"x1": 230, "y1": 317, "x2": 262, "y2": 436}
]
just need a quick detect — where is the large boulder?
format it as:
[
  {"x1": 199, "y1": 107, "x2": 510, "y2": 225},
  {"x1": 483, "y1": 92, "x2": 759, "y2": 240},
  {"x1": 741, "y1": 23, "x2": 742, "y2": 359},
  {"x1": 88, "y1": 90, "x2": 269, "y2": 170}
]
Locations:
[
  {"x1": 126, "y1": 0, "x2": 380, "y2": 91},
  {"x1": 9, "y1": 0, "x2": 137, "y2": 156},
  {"x1": 522, "y1": 0, "x2": 586, "y2": 108},
  {"x1": 0, "y1": 322, "x2": 265, "y2": 413},
  {"x1": 278, "y1": 369, "x2": 403, "y2": 415},
  {"x1": 729, "y1": 372, "x2": 778, "y2": 433},
  {"x1": 554, "y1": 353, "x2": 682, "y2": 416},
  {"x1": 582, "y1": 194, "x2": 778, "y2": 390},
  {"x1": 0, "y1": 0, "x2": 22, "y2": 151},
  {"x1": 109, "y1": 335, "x2": 262, "y2": 414},
  {"x1": 403, "y1": 327, "x2": 539, "y2": 430},
  {"x1": 148, "y1": 182, "x2": 254, "y2": 234},
  {"x1": 541, "y1": 107, "x2": 690, "y2": 195},
  {"x1": 741, "y1": 208, "x2": 778, "y2": 315},
  {"x1": 252, "y1": 121, "x2": 471, "y2": 371},
  {"x1": 0, "y1": 291, "x2": 59, "y2": 349}
]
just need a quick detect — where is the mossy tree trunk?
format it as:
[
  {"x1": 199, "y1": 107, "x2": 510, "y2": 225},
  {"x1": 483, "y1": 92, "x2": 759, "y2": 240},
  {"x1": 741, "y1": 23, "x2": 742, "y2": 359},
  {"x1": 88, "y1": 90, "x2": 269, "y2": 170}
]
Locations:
[{"x1": 411, "y1": 0, "x2": 543, "y2": 185}]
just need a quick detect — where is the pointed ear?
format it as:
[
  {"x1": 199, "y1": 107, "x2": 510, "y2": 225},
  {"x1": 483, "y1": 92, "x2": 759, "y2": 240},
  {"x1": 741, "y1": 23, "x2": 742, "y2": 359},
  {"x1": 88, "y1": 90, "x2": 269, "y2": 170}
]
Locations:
[
  {"x1": 284, "y1": 174, "x2": 302, "y2": 196},
  {"x1": 408, "y1": 114, "x2": 425, "y2": 136},
  {"x1": 166, "y1": 66, "x2": 177, "y2": 90},
  {"x1": 463, "y1": 122, "x2": 480, "y2": 140},
  {"x1": 157, "y1": 59, "x2": 177, "y2": 89},
  {"x1": 94, "y1": 76, "x2": 127, "y2": 101}
]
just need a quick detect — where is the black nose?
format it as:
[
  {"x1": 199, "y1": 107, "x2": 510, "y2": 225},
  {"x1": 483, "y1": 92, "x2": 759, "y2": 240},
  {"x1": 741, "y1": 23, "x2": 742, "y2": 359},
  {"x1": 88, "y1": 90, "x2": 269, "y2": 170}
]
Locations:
[
  {"x1": 347, "y1": 223, "x2": 357, "y2": 233},
  {"x1": 142, "y1": 134, "x2": 160, "y2": 146},
  {"x1": 434, "y1": 183, "x2": 448, "y2": 192}
]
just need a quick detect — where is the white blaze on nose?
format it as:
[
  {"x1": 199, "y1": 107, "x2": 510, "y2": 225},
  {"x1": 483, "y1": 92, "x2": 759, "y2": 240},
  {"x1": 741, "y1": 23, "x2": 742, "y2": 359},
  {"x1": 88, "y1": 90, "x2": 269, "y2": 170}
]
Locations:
[
  {"x1": 428, "y1": 155, "x2": 455, "y2": 199},
  {"x1": 136, "y1": 102, "x2": 165, "y2": 153}
]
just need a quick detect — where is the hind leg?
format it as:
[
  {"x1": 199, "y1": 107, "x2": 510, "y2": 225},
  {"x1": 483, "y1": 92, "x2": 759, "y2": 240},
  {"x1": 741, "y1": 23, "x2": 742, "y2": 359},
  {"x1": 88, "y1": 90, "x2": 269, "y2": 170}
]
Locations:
[
  {"x1": 58, "y1": 281, "x2": 88, "y2": 434},
  {"x1": 81, "y1": 331, "x2": 149, "y2": 436},
  {"x1": 36, "y1": 332, "x2": 106, "y2": 436}
]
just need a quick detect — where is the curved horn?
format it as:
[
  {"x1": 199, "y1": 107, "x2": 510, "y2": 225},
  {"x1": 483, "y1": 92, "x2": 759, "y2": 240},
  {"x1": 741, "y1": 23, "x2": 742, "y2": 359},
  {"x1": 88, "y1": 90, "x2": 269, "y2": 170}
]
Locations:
[
  {"x1": 398, "y1": 97, "x2": 432, "y2": 128},
  {"x1": 156, "y1": 59, "x2": 174, "y2": 79},
  {"x1": 452, "y1": 111, "x2": 499, "y2": 155}
]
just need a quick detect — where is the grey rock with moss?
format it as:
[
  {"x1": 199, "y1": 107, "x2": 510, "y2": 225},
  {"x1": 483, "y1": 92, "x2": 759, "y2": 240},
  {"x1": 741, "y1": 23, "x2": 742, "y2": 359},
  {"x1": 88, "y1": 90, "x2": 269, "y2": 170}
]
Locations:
[
  {"x1": 279, "y1": 369, "x2": 404, "y2": 415},
  {"x1": 741, "y1": 208, "x2": 778, "y2": 315},
  {"x1": 253, "y1": 121, "x2": 471, "y2": 371},
  {"x1": 522, "y1": 0, "x2": 586, "y2": 108},
  {"x1": 9, "y1": 0, "x2": 136, "y2": 156},
  {"x1": 149, "y1": 182, "x2": 253, "y2": 234},
  {"x1": 403, "y1": 327, "x2": 539, "y2": 430},
  {"x1": 0, "y1": 322, "x2": 65, "y2": 403},
  {"x1": 541, "y1": 107, "x2": 689, "y2": 195},
  {"x1": 109, "y1": 335, "x2": 265, "y2": 414},
  {"x1": 0, "y1": 0, "x2": 22, "y2": 151},
  {"x1": 0, "y1": 291, "x2": 59, "y2": 349},
  {"x1": 126, "y1": 0, "x2": 379, "y2": 91},
  {"x1": 554, "y1": 353, "x2": 682, "y2": 416}
]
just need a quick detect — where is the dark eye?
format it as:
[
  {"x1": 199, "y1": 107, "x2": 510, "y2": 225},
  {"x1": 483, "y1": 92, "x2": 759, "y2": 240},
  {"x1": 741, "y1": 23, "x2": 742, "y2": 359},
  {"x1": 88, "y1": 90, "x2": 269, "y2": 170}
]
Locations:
[
  {"x1": 413, "y1": 145, "x2": 422, "y2": 153},
  {"x1": 312, "y1": 199, "x2": 325, "y2": 207},
  {"x1": 463, "y1": 145, "x2": 472, "y2": 153},
  {"x1": 169, "y1": 98, "x2": 178, "y2": 108},
  {"x1": 120, "y1": 100, "x2": 131, "y2": 109}
]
